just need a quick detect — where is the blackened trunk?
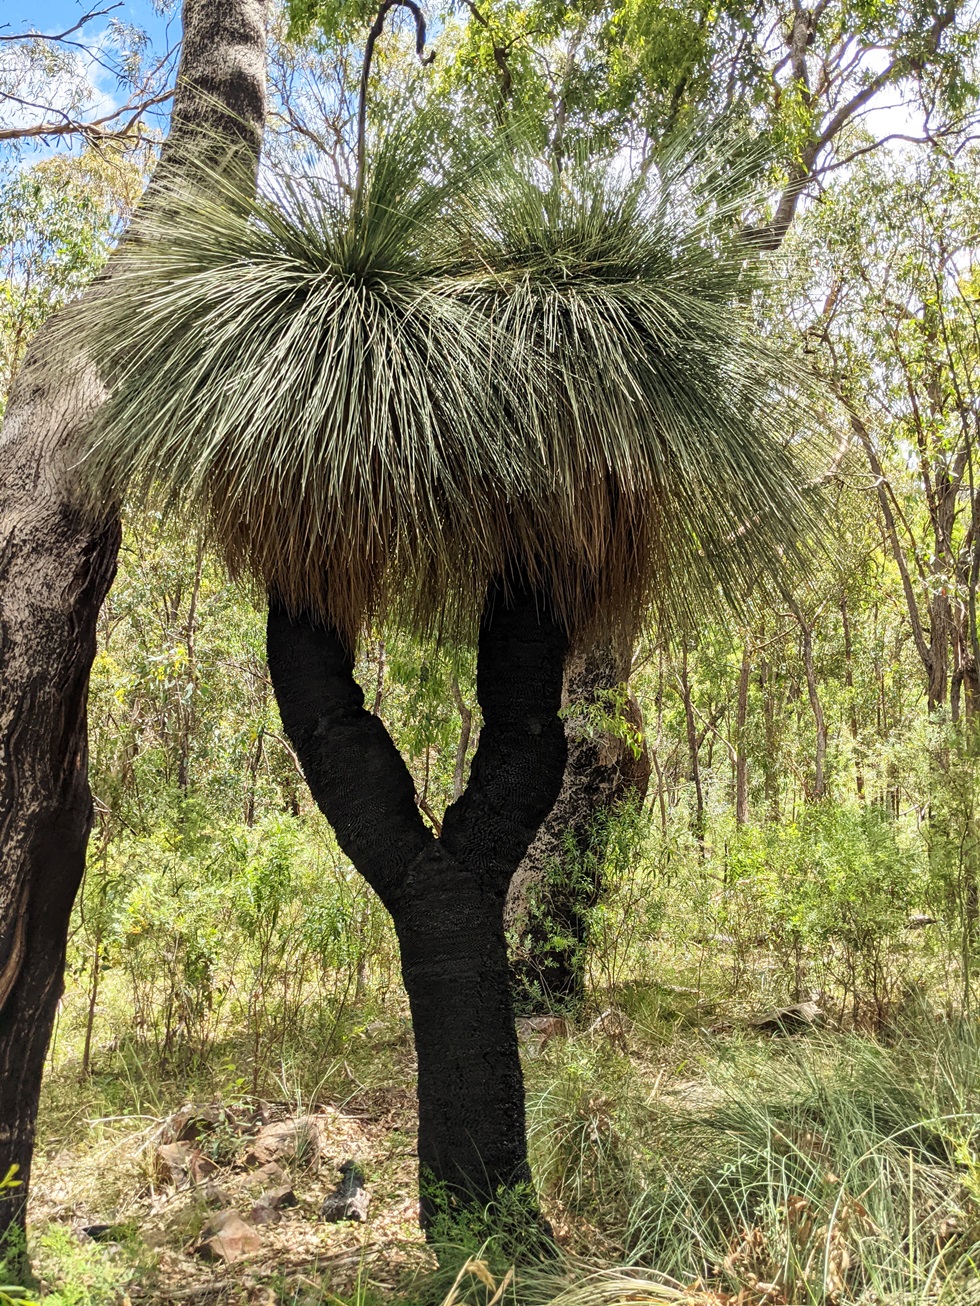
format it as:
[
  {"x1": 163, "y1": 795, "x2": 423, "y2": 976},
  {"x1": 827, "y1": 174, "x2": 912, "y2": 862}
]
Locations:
[
  {"x1": 0, "y1": 488, "x2": 118, "y2": 1255},
  {"x1": 267, "y1": 579, "x2": 568, "y2": 1229},
  {"x1": 0, "y1": 0, "x2": 270, "y2": 1258},
  {"x1": 395, "y1": 852, "x2": 532, "y2": 1221}
]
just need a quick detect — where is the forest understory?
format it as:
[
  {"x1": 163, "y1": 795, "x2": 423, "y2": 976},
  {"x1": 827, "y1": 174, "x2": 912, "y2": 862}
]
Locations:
[
  {"x1": 10, "y1": 498, "x2": 980, "y2": 1306},
  {"x1": 15, "y1": 535, "x2": 980, "y2": 1305},
  {"x1": 23, "y1": 923, "x2": 980, "y2": 1306}
]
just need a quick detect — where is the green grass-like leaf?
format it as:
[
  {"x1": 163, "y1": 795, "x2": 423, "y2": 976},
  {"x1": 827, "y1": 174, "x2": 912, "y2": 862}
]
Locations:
[{"x1": 59, "y1": 124, "x2": 825, "y2": 642}]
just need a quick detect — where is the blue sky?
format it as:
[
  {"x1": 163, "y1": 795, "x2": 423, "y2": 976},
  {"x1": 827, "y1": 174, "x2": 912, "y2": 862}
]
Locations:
[{"x1": 12, "y1": 1, "x2": 178, "y2": 50}]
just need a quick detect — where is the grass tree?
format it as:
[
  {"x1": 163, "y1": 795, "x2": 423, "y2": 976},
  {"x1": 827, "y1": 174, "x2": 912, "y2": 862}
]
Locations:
[{"x1": 60, "y1": 117, "x2": 819, "y2": 1234}]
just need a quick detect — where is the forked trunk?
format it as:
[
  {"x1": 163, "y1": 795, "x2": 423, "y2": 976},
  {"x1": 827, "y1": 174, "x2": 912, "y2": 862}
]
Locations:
[
  {"x1": 267, "y1": 579, "x2": 568, "y2": 1228},
  {"x1": 0, "y1": 0, "x2": 270, "y2": 1257}
]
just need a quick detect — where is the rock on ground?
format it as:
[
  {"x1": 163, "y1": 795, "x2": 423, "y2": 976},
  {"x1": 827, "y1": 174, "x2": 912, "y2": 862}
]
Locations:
[
  {"x1": 243, "y1": 1116, "x2": 322, "y2": 1167},
  {"x1": 194, "y1": 1209, "x2": 262, "y2": 1263}
]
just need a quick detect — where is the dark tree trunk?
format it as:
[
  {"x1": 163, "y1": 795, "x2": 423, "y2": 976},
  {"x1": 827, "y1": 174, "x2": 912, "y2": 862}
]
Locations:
[
  {"x1": 266, "y1": 579, "x2": 568, "y2": 1230},
  {"x1": 0, "y1": 477, "x2": 119, "y2": 1256},
  {"x1": 0, "y1": 0, "x2": 270, "y2": 1259},
  {"x1": 395, "y1": 856, "x2": 533, "y2": 1221},
  {"x1": 504, "y1": 639, "x2": 650, "y2": 1013}
]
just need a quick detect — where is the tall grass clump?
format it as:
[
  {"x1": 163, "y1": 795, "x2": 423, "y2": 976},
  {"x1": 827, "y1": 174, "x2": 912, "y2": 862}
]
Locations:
[
  {"x1": 401, "y1": 1018, "x2": 980, "y2": 1304},
  {"x1": 58, "y1": 118, "x2": 824, "y2": 649},
  {"x1": 624, "y1": 1020, "x2": 980, "y2": 1303},
  {"x1": 525, "y1": 1037, "x2": 649, "y2": 1225}
]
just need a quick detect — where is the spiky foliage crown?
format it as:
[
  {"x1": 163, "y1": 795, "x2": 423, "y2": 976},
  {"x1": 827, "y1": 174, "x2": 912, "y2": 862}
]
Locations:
[{"x1": 62, "y1": 127, "x2": 821, "y2": 642}]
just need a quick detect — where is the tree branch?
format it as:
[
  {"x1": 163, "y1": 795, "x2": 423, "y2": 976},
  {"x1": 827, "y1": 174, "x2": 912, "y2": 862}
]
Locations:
[
  {"x1": 850, "y1": 409, "x2": 934, "y2": 675},
  {"x1": 0, "y1": 90, "x2": 174, "y2": 144},
  {"x1": 440, "y1": 579, "x2": 568, "y2": 895},
  {"x1": 356, "y1": 0, "x2": 434, "y2": 194},
  {"x1": 0, "y1": 7, "x2": 122, "y2": 43}
]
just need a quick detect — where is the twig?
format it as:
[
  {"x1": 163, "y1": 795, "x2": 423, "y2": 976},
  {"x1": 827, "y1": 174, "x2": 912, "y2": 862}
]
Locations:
[
  {"x1": 417, "y1": 793, "x2": 442, "y2": 836},
  {"x1": 355, "y1": 0, "x2": 433, "y2": 199},
  {"x1": 0, "y1": 5, "x2": 122, "y2": 42}
]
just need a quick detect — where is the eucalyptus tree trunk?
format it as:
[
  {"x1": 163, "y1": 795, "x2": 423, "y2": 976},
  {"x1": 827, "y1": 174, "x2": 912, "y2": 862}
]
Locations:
[
  {"x1": 789, "y1": 599, "x2": 827, "y2": 802},
  {"x1": 734, "y1": 643, "x2": 751, "y2": 825},
  {"x1": 267, "y1": 579, "x2": 568, "y2": 1230},
  {"x1": 680, "y1": 643, "x2": 706, "y2": 843},
  {"x1": 0, "y1": 0, "x2": 270, "y2": 1256},
  {"x1": 505, "y1": 639, "x2": 649, "y2": 1013}
]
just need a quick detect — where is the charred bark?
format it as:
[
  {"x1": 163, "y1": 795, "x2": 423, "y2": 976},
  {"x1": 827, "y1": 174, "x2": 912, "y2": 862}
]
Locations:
[
  {"x1": 267, "y1": 579, "x2": 568, "y2": 1230},
  {"x1": 0, "y1": 0, "x2": 270, "y2": 1257},
  {"x1": 504, "y1": 639, "x2": 649, "y2": 1013},
  {"x1": 0, "y1": 401, "x2": 119, "y2": 1251}
]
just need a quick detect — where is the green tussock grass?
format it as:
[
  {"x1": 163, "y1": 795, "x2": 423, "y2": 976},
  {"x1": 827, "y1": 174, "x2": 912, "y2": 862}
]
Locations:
[{"x1": 393, "y1": 1016, "x2": 980, "y2": 1306}]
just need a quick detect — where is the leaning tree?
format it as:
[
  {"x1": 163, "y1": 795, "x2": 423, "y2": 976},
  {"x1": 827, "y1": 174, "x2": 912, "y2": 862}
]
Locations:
[
  {"x1": 0, "y1": 0, "x2": 272, "y2": 1256},
  {"x1": 60, "y1": 77, "x2": 821, "y2": 1227}
]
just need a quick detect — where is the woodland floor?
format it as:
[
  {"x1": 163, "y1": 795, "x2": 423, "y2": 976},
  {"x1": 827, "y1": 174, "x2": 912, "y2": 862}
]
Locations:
[
  {"x1": 31, "y1": 1025, "x2": 430, "y2": 1303},
  {"x1": 23, "y1": 983, "x2": 980, "y2": 1306},
  {"x1": 26, "y1": 994, "x2": 720, "y2": 1304}
]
